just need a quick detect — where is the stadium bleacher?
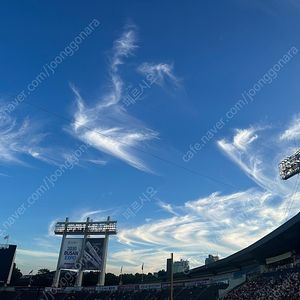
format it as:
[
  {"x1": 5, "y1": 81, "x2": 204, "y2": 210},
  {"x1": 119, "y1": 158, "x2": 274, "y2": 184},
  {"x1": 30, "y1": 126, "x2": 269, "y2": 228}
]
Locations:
[
  {"x1": 221, "y1": 267, "x2": 300, "y2": 300},
  {"x1": 0, "y1": 290, "x2": 20, "y2": 300},
  {"x1": 0, "y1": 285, "x2": 223, "y2": 300}
]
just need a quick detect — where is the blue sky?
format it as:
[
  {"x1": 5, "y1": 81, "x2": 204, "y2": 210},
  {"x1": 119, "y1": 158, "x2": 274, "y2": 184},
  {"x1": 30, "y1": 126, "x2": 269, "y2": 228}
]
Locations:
[{"x1": 1, "y1": 0, "x2": 300, "y2": 275}]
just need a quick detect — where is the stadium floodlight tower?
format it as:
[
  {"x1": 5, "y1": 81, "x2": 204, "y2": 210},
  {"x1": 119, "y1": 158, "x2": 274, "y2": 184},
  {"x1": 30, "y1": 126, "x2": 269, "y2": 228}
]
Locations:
[
  {"x1": 279, "y1": 148, "x2": 300, "y2": 180},
  {"x1": 53, "y1": 216, "x2": 117, "y2": 287}
]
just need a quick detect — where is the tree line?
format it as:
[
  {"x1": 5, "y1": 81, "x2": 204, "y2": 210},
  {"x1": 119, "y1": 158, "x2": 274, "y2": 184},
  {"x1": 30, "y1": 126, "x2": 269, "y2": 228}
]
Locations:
[{"x1": 9, "y1": 264, "x2": 167, "y2": 287}]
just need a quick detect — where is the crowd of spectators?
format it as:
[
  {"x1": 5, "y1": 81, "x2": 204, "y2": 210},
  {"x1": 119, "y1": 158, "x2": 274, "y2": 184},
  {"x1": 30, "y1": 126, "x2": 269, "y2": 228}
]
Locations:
[{"x1": 222, "y1": 270, "x2": 300, "y2": 300}]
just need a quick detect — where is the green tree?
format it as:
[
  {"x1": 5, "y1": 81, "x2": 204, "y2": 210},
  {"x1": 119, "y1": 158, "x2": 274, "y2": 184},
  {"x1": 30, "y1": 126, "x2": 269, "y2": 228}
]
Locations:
[
  {"x1": 83, "y1": 271, "x2": 98, "y2": 286},
  {"x1": 122, "y1": 273, "x2": 136, "y2": 284},
  {"x1": 10, "y1": 263, "x2": 23, "y2": 285},
  {"x1": 157, "y1": 269, "x2": 166, "y2": 278},
  {"x1": 144, "y1": 272, "x2": 156, "y2": 281},
  {"x1": 135, "y1": 272, "x2": 142, "y2": 282},
  {"x1": 105, "y1": 272, "x2": 119, "y2": 286},
  {"x1": 33, "y1": 271, "x2": 54, "y2": 287}
]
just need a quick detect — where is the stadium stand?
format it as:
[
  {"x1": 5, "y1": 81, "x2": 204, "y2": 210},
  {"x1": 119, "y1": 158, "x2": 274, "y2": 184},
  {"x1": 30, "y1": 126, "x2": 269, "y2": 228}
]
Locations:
[
  {"x1": 41, "y1": 291, "x2": 67, "y2": 300},
  {"x1": 80, "y1": 291, "x2": 111, "y2": 300},
  {"x1": 173, "y1": 286, "x2": 206, "y2": 299},
  {"x1": 221, "y1": 267, "x2": 300, "y2": 299},
  {"x1": 0, "y1": 290, "x2": 20, "y2": 300}
]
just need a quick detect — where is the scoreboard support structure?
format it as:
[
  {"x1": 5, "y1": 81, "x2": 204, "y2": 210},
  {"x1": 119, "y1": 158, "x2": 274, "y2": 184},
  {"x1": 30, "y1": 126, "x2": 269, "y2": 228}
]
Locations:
[{"x1": 52, "y1": 216, "x2": 117, "y2": 287}]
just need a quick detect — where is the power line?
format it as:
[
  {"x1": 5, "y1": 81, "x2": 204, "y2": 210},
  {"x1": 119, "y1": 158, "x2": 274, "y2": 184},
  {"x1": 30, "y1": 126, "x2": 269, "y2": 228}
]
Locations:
[{"x1": 0, "y1": 89, "x2": 240, "y2": 190}]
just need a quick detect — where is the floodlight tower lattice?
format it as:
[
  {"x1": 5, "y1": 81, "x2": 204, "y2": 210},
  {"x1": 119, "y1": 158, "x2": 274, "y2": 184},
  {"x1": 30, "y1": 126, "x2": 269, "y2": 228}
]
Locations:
[{"x1": 279, "y1": 148, "x2": 300, "y2": 180}]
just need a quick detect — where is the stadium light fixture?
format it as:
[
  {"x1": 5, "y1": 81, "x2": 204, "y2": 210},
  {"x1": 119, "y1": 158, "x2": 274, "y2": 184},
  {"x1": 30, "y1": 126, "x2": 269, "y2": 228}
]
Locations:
[
  {"x1": 279, "y1": 148, "x2": 300, "y2": 180},
  {"x1": 54, "y1": 220, "x2": 117, "y2": 235}
]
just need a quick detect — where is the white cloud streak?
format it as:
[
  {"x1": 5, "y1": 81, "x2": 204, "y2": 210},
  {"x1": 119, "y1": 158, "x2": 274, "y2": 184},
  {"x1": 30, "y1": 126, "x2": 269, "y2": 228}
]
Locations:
[
  {"x1": 17, "y1": 249, "x2": 58, "y2": 258},
  {"x1": 86, "y1": 159, "x2": 107, "y2": 165},
  {"x1": 110, "y1": 121, "x2": 300, "y2": 272},
  {"x1": 217, "y1": 127, "x2": 270, "y2": 188},
  {"x1": 0, "y1": 113, "x2": 51, "y2": 165},
  {"x1": 280, "y1": 114, "x2": 300, "y2": 141},
  {"x1": 0, "y1": 172, "x2": 9, "y2": 177},
  {"x1": 138, "y1": 62, "x2": 181, "y2": 90},
  {"x1": 68, "y1": 23, "x2": 162, "y2": 173}
]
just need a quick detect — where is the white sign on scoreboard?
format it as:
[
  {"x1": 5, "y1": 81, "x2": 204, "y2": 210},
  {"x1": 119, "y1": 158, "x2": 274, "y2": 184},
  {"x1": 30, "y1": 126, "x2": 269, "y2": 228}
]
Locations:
[
  {"x1": 58, "y1": 238, "x2": 104, "y2": 270},
  {"x1": 58, "y1": 238, "x2": 83, "y2": 269}
]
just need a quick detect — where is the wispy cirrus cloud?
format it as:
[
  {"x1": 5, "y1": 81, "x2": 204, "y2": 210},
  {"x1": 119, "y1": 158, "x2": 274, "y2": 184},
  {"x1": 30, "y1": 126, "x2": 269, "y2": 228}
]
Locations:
[
  {"x1": 86, "y1": 159, "x2": 107, "y2": 165},
  {"x1": 117, "y1": 189, "x2": 283, "y2": 260},
  {"x1": 0, "y1": 172, "x2": 9, "y2": 177},
  {"x1": 110, "y1": 23, "x2": 139, "y2": 74},
  {"x1": 30, "y1": 185, "x2": 299, "y2": 273},
  {"x1": 33, "y1": 117, "x2": 300, "y2": 274},
  {"x1": 115, "y1": 187, "x2": 299, "y2": 272},
  {"x1": 110, "y1": 120, "x2": 300, "y2": 272},
  {"x1": 157, "y1": 199, "x2": 180, "y2": 216},
  {"x1": 216, "y1": 121, "x2": 300, "y2": 220},
  {"x1": 235, "y1": 0, "x2": 300, "y2": 16},
  {"x1": 78, "y1": 209, "x2": 109, "y2": 222},
  {"x1": 102, "y1": 24, "x2": 138, "y2": 108},
  {"x1": 217, "y1": 126, "x2": 271, "y2": 189},
  {"x1": 280, "y1": 114, "x2": 300, "y2": 141},
  {"x1": 17, "y1": 249, "x2": 58, "y2": 258},
  {"x1": 0, "y1": 113, "x2": 51, "y2": 165},
  {"x1": 232, "y1": 127, "x2": 259, "y2": 151},
  {"x1": 138, "y1": 62, "x2": 181, "y2": 90},
  {"x1": 67, "y1": 23, "x2": 162, "y2": 173},
  {"x1": 69, "y1": 207, "x2": 120, "y2": 223},
  {"x1": 47, "y1": 219, "x2": 59, "y2": 237},
  {"x1": 16, "y1": 249, "x2": 59, "y2": 273}
]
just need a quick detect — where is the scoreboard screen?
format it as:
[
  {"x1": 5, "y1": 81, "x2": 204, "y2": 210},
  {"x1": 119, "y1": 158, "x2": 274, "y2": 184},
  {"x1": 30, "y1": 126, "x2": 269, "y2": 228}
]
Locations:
[{"x1": 0, "y1": 244, "x2": 17, "y2": 284}]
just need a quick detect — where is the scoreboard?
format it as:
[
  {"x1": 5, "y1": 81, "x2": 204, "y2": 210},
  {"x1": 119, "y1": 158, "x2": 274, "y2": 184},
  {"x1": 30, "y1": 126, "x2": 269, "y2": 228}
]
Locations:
[{"x1": 0, "y1": 244, "x2": 17, "y2": 285}]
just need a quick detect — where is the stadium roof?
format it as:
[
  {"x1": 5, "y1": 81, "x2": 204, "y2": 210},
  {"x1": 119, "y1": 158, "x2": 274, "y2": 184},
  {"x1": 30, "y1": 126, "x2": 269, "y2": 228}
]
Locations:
[{"x1": 185, "y1": 212, "x2": 300, "y2": 278}]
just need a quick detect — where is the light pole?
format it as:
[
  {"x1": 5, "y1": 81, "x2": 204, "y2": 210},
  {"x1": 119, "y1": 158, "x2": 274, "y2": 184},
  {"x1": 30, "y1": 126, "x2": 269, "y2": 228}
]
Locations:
[{"x1": 119, "y1": 266, "x2": 123, "y2": 285}]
